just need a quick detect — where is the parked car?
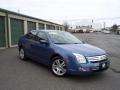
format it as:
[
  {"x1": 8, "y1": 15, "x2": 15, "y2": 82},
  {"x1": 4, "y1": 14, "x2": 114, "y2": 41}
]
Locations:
[
  {"x1": 18, "y1": 30, "x2": 110, "y2": 76},
  {"x1": 102, "y1": 30, "x2": 111, "y2": 34}
]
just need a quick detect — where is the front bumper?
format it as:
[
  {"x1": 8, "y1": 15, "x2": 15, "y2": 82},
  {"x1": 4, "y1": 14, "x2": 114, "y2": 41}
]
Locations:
[{"x1": 67, "y1": 60, "x2": 110, "y2": 75}]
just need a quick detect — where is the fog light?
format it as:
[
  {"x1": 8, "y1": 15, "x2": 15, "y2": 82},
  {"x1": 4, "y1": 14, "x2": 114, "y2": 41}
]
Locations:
[
  {"x1": 79, "y1": 67, "x2": 88, "y2": 71},
  {"x1": 92, "y1": 67, "x2": 99, "y2": 70}
]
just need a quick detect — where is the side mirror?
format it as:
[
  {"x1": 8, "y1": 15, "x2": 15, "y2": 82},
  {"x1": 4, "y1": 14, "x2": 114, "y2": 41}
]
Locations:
[{"x1": 40, "y1": 39, "x2": 49, "y2": 45}]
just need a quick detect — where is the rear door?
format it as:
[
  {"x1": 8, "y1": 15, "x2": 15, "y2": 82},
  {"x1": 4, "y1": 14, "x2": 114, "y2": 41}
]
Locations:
[{"x1": 24, "y1": 31, "x2": 37, "y2": 58}]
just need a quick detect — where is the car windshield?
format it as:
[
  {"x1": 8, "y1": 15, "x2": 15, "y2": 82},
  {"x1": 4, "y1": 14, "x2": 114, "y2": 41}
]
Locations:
[{"x1": 48, "y1": 31, "x2": 82, "y2": 44}]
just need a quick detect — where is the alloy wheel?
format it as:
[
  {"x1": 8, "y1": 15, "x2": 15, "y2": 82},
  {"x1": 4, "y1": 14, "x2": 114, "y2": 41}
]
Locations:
[
  {"x1": 19, "y1": 48, "x2": 25, "y2": 60},
  {"x1": 52, "y1": 59, "x2": 67, "y2": 76}
]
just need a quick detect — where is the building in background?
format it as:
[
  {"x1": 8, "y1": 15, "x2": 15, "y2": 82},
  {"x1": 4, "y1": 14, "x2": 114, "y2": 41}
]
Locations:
[
  {"x1": 68, "y1": 20, "x2": 102, "y2": 32},
  {"x1": 0, "y1": 8, "x2": 64, "y2": 49}
]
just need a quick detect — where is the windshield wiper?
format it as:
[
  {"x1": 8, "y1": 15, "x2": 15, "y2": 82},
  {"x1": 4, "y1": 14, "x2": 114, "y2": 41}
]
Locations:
[
  {"x1": 54, "y1": 43, "x2": 67, "y2": 44},
  {"x1": 73, "y1": 43, "x2": 82, "y2": 44}
]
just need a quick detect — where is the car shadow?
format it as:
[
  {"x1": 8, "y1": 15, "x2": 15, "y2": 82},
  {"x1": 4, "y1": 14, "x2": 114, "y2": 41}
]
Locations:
[
  {"x1": 64, "y1": 72, "x2": 107, "y2": 82},
  {"x1": 24, "y1": 58, "x2": 49, "y2": 69},
  {"x1": 19, "y1": 57, "x2": 108, "y2": 82}
]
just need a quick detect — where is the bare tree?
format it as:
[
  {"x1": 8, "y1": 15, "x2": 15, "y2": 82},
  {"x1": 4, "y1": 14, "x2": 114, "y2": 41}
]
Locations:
[
  {"x1": 111, "y1": 24, "x2": 118, "y2": 32},
  {"x1": 63, "y1": 21, "x2": 69, "y2": 31}
]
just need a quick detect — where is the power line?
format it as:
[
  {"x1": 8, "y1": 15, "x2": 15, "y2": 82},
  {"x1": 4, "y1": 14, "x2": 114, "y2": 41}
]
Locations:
[{"x1": 67, "y1": 17, "x2": 120, "y2": 22}]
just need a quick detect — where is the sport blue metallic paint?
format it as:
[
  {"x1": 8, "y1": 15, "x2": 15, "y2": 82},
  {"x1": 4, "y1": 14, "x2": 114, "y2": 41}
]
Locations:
[
  {"x1": 57, "y1": 44, "x2": 106, "y2": 57},
  {"x1": 18, "y1": 30, "x2": 110, "y2": 75}
]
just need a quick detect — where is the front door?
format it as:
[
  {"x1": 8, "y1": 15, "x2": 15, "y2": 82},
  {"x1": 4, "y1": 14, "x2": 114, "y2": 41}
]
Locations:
[{"x1": 31, "y1": 31, "x2": 52, "y2": 64}]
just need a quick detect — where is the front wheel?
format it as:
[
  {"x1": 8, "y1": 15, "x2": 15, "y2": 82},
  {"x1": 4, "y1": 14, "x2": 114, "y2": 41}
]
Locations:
[{"x1": 51, "y1": 57, "x2": 67, "y2": 77}]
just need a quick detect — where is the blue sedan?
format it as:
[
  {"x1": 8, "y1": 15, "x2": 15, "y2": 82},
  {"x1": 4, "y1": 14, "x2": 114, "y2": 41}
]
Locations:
[{"x1": 18, "y1": 30, "x2": 109, "y2": 76}]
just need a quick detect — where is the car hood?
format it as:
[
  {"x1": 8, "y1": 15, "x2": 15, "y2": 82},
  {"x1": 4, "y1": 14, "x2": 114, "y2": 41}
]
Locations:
[{"x1": 56, "y1": 44, "x2": 106, "y2": 57}]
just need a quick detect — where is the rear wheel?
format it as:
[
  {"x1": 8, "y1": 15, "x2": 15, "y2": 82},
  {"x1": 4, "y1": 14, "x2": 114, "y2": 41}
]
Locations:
[
  {"x1": 51, "y1": 57, "x2": 67, "y2": 77},
  {"x1": 19, "y1": 48, "x2": 27, "y2": 60}
]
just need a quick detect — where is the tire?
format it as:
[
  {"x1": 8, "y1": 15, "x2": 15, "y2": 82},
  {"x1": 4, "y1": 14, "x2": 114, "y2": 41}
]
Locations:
[
  {"x1": 19, "y1": 48, "x2": 27, "y2": 61},
  {"x1": 51, "y1": 57, "x2": 67, "y2": 77}
]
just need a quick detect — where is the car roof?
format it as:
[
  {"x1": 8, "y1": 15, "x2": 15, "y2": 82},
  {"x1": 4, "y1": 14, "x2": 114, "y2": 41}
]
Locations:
[{"x1": 30, "y1": 30, "x2": 65, "y2": 33}]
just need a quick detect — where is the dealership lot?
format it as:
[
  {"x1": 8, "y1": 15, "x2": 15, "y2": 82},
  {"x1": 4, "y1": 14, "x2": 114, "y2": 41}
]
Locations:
[{"x1": 0, "y1": 33, "x2": 120, "y2": 90}]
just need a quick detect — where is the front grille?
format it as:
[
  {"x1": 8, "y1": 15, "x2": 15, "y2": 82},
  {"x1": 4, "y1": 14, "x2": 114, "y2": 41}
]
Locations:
[
  {"x1": 90, "y1": 59, "x2": 107, "y2": 63},
  {"x1": 86, "y1": 55, "x2": 107, "y2": 62}
]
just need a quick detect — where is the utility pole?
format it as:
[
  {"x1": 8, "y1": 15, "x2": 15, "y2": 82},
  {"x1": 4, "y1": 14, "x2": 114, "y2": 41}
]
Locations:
[
  {"x1": 103, "y1": 22, "x2": 106, "y2": 29},
  {"x1": 91, "y1": 19, "x2": 94, "y2": 28}
]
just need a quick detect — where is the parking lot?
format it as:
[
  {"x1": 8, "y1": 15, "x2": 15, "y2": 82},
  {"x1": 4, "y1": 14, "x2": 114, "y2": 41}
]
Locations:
[{"x1": 0, "y1": 33, "x2": 120, "y2": 90}]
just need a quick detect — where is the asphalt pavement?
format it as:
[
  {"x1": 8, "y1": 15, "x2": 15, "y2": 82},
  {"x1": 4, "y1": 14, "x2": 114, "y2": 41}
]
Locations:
[{"x1": 0, "y1": 32, "x2": 120, "y2": 90}]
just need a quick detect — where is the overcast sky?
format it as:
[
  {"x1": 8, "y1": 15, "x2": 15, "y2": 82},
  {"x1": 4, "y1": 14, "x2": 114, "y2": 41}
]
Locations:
[{"x1": 0, "y1": 0, "x2": 120, "y2": 26}]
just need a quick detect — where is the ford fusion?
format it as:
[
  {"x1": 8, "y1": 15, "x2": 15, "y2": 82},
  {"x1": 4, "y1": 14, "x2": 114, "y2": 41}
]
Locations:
[{"x1": 18, "y1": 30, "x2": 109, "y2": 76}]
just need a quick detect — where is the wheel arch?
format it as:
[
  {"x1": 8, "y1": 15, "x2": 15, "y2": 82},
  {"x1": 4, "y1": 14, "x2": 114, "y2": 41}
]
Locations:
[
  {"x1": 19, "y1": 45, "x2": 22, "y2": 51},
  {"x1": 50, "y1": 53, "x2": 63, "y2": 63}
]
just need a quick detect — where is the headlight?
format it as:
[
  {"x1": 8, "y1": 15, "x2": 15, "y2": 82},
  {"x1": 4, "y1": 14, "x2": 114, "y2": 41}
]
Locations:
[{"x1": 73, "y1": 53, "x2": 87, "y2": 63}]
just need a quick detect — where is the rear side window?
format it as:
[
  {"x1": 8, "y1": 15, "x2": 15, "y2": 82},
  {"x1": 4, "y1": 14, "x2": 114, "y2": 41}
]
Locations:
[
  {"x1": 25, "y1": 31, "x2": 37, "y2": 39},
  {"x1": 31, "y1": 31, "x2": 37, "y2": 35}
]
